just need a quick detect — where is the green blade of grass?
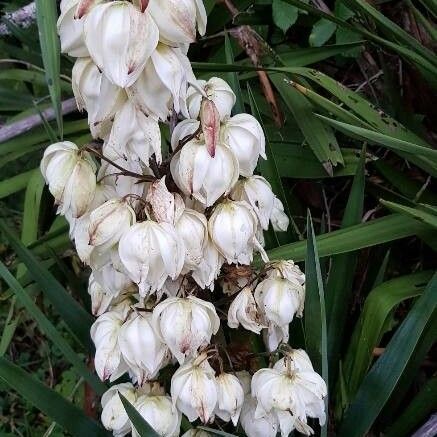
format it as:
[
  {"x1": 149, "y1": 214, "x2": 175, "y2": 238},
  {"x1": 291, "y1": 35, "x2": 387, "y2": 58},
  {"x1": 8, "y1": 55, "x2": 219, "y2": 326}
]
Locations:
[
  {"x1": 304, "y1": 211, "x2": 329, "y2": 436},
  {"x1": 380, "y1": 200, "x2": 437, "y2": 229},
  {"x1": 0, "y1": 169, "x2": 35, "y2": 199},
  {"x1": 35, "y1": 0, "x2": 63, "y2": 138},
  {"x1": 0, "y1": 261, "x2": 106, "y2": 395},
  {"x1": 0, "y1": 356, "x2": 108, "y2": 436},
  {"x1": 339, "y1": 273, "x2": 437, "y2": 437},
  {"x1": 0, "y1": 219, "x2": 93, "y2": 349}
]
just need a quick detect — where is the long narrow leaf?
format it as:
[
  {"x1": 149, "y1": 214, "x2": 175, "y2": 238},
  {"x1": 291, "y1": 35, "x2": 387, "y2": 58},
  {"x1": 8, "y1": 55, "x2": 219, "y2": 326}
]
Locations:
[
  {"x1": 224, "y1": 32, "x2": 244, "y2": 115},
  {"x1": 0, "y1": 357, "x2": 107, "y2": 436}
]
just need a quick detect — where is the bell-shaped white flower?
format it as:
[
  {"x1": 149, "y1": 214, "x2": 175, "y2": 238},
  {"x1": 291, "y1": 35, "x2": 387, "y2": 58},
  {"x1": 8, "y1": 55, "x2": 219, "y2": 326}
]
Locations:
[
  {"x1": 132, "y1": 394, "x2": 181, "y2": 437},
  {"x1": 171, "y1": 353, "x2": 218, "y2": 423},
  {"x1": 119, "y1": 220, "x2": 185, "y2": 296},
  {"x1": 153, "y1": 296, "x2": 220, "y2": 363},
  {"x1": 93, "y1": 260, "x2": 135, "y2": 296},
  {"x1": 40, "y1": 141, "x2": 96, "y2": 218},
  {"x1": 251, "y1": 352, "x2": 327, "y2": 433},
  {"x1": 88, "y1": 273, "x2": 115, "y2": 316},
  {"x1": 101, "y1": 382, "x2": 136, "y2": 436},
  {"x1": 231, "y1": 176, "x2": 275, "y2": 230},
  {"x1": 215, "y1": 373, "x2": 244, "y2": 425},
  {"x1": 175, "y1": 208, "x2": 208, "y2": 271},
  {"x1": 187, "y1": 77, "x2": 236, "y2": 121},
  {"x1": 255, "y1": 275, "x2": 305, "y2": 327},
  {"x1": 273, "y1": 349, "x2": 315, "y2": 373},
  {"x1": 222, "y1": 114, "x2": 266, "y2": 177},
  {"x1": 240, "y1": 396, "x2": 279, "y2": 437},
  {"x1": 191, "y1": 239, "x2": 224, "y2": 290},
  {"x1": 119, "y1": 311, "x2": 170, "y2": 385},
  {"x1": 88, "y1": 198, "x2": 136, "y2": 252},
  {"x1": 97, "y1": 159, "x2": 148, "y2": 199},
  {"x1": 263, "y1": 323, "x2": 290, "y2": 353},
  {"x1": 208, "y1": 200, "x2": 263, "y2": 265},
  {"x1": 91, "y1": 309, "x2": 128, "y2": 381},
  {"x1": 128, "y1": 44, "x2": 195, "y2": 121},
  {"x1": 72, "y1": 57, "x2": 126, "y2": 139},
  {"x1": 267, "y1": 260, "x2": 305, "y2": 285},
  {"x1": 170, "y1": 119, "x2": 200, "y2": 151},
  {"x1": 228, "y1": 287, "x2": 265, "y2": 334},
  {"x1": 103, "y1": 100, "x2": 162, "y2": 165},
  {"x1": 84, "y1": 1, "x2": 159, "y2": 87},
  {"x1": 170, "y1": 139, "x2": 239, "y2": 207},
  {"x1": 147, "y1": 0, "x2": 206, "y2": 46},
  {"x1": 271, "y1": 197, "x2": 289, "y2": 232}
]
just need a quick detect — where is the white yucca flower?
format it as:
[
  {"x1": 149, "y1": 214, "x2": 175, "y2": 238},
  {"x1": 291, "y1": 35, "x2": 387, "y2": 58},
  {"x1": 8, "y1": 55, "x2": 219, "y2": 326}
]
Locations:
[
  {"x1": 118, "y1": 220, "x2": 185, "y2": 296},
  {"x1": 171, "y1": 353, "x2": 218, "y2": 423},
  {"x1": 231, "y1": 176, "x2": 276, "y2": 230},
  {"x1": 271, "y1": 197, "x2": 289, "y2": 232},
  {"x1": 119, "y1": 311, "x2": 170, "y2": 384},
  {"x1": 222, "y1": 114, "x2": 266, "y2": 177},
  {"x1": 128, "y1": 44, "x2": 195, "y2": 121},
  {"x1": 84, "y1": 1, "x2": 159, "y2": 87},
  {"x1": 88, "y1": 273, "x2": 118, "y2": 316},
  {"x1": 72, "y1": 57, "x2": 126, "y2": 139},
  {"x1": 103, "y1": 100, "x2": 162, "y2": 165},
  {"x1": 92, "y1": 260, "x2": 135, "y2": 297},
  {"x1": 40, "y1": 141, "x2": 96, "y2": 218},
  {"x1": 170, "y1": 138, "x2": 239, "y2": 207},
  {"x1": 101, "y1": 382, "x2": 135, "y2": 436},
  {"x1": 228, "y1": 287, "x2": 265, "y2": 334},
  {"x1": 215, "y1": 373, "x2": 244, "y2": 425},
  {"x1": 153, "y1": 296, "x2": 220, "y2": 363},
  {"x1": 191, "y1": 239, "x2": 224, "y2": 290},
  {"x1": 208, "y1": 200, "x2": 266, "y2": 265},
  {"x1": 147, "y1": 0, "x2": 207, "y2": 46},
  {"x1": 187, "y1": 77, "x2": 236, "y2": 121},
  {"x1": 240, "y1": 396, "x2": 279, "y2": 437}
]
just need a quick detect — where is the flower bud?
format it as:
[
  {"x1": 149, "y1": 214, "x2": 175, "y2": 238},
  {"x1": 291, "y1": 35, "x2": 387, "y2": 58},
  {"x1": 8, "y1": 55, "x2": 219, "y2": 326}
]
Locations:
[
  {"x1": 175, "y1": 208, "x2": 208, "y2": 271},
  {"x1": 170, "y1": 139, "x2": 239, "y2": 207},
  {"x1": 221, "y1": 113, "x2": 266, "y2": 177},
  {"x1": 240, "y1": 396, "x2": 279, "y2": 437},
  {"x1": 228, "y1": 287, "x2": 265, "y2": 334},
  {"x1": 132, "y1": 394, "x2": 181, "y2": 437},
  {"x1": 200, "y1": 98, "x2": 220, "y2": 157},
  {"x1": 101, "y1": 382, "x2": 135, "y2": 436},
  {"x1": 215, "y1": 373, "x2": 244, "y2": 425},
  {"x1": 147, "y1": 0, "x2": 207, "y2": 46},
  {"x1": 231, "y1": 176, "x2": 275, "y2": 230},
  {"x1": 88, "y1": 198, "x2": 136, "y2": 252},
  {"x1": 128, "y1": 44, "x2": 195, "y2": 121},
  {"x1": 118, "y1": 221, "x2": 185, "y2": 296},
  {"x1": 187, "y1": 77, "x2": 236, "y2": 121},
  {"x1": 103, "y1": 100, "x2": 162, "y2": 165},
  {"x1": 170, "y1": 353, "x2": 218, "y2": 423},
  {"x1": 208, "y1": 200, "x2": 263, "y2": 265},
  {"x1": 91, "y1": 309, "x2": 128, "y2": 381},
  {"x1": 191, "y1": 239, "x2": 224, "y2": 290},
  {"x1": 72, "y1": 57, "x2": 126, "y2": 139},
  {"x1": 153, "y1": 296, "x2": 220, "y2": 363},
  {"x1": 84, "y1": 2, "x2": 159, "y2": 87},
  {"x1": 119, "y1": 311, "x2": 170, "y2": 385},
  {"x1": 271, "y1": 197, "x2": 289, "y2": 232},
  {"x1": 40, "y1": 141, "x2": 96, "y2": 218}
]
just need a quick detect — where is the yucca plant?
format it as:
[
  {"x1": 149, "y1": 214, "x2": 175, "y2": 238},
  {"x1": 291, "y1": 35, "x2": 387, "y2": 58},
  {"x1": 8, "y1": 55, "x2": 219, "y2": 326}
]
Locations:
[{"x1": 0, "y1": 0, "x2": 435, "y2": 436}]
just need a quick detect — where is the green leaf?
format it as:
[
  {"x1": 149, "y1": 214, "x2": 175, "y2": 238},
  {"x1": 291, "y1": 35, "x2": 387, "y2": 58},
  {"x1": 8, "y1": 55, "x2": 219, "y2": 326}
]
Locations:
[
  {"x1": 269, "y1": 73, "x2": 343, "y2": 173},
  {"x1": 35, "y1": 0, "x2": 63, "y2": 138},
  {"x1": 380, "y1": 200, "x2": 437, "y2": 229},
  {"x1": 309, "y1": 19, "x2": 337, "y2": 47},
  {"x1": 119, "y1": 393, "x2": 159, "y2": 437},
  {"x1": 384, "y1": 376, "x2": 437, "y2": 437},
  {"x1": 0, "y1": 356, "x2": 108, "y2": 436},
  {"x1": 339, "y1": 273, "x2": 437, "y2": 437},
  {"x1": 272, "y1": 0, "x2": 299, "y2": 33},
  {"x1": 0, "y1": 169, "x2": 35, "y2": 199},
  {"x1": 0, "y1": 219, "x2": 94, "y2": 349},
  {"x1": 224, "y1": 32, "x2": 244, "y2": 115},
  {"x1": 0, "y1": 261, "x2": 106, "y2": 395},
  {"x1": 264, "y1": 213, "x2": 429, "y2": 263},
  {"x1": 304, "y1": 212, "x2": 329, "y2": 436},
  {"x1": 326, "y1": 148, "x2": 365, "y2": 382}
]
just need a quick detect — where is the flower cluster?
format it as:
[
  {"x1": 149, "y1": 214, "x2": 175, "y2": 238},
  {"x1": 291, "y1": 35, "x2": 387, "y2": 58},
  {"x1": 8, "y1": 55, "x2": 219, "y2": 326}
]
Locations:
[{"x1": 40, "y1": 1, "x2": 327, "y2": 435}]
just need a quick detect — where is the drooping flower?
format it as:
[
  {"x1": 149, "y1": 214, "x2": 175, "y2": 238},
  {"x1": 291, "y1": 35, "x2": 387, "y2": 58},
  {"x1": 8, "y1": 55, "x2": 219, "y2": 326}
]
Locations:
[
  {"x1": 191, "y1": 239, "x2": 224, "y2": 290},
  {"x1": 170, "y1": 353, "x2": 218, "y2": 423},
  {"x1": 153, "y1": 296, "x2": 220, "y2": 363},
  {"x1": 271, "y1": 197, "x2": 289, "y2": 232},
  {"x1": 84, "y1": 1, "x2": 159, "y2": 87},
  {"x1": 215, "y1": 373, "x2": 244, "y2": 425},
  {"x1": 40, "y1": 141, "x2": 96, "y2": 218},
  {"x1": 228, "y1": 287, "x2": 265, "y2": 334},
  {"x1": 240, "y1": 396, "x2": 279, "y2": 437},
  {"x1": 118, "y1": 220, "x2": 185, "y2": 296},
  {"x1": 222, "y1": 114, "x2": 266, "y2": 177}
]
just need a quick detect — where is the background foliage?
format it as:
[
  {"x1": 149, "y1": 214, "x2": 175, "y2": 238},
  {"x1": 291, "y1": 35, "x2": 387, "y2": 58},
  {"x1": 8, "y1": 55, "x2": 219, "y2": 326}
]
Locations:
[{"x1": 0, "y1": 0, "x2": 435, "y2": 436}]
